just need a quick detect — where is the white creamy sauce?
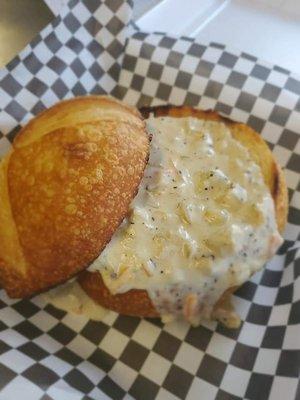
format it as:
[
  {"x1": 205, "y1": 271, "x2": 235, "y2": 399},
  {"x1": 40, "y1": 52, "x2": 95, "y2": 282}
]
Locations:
[{"x1": 88, "y1": 116, "x2": 282, "y2": 326}]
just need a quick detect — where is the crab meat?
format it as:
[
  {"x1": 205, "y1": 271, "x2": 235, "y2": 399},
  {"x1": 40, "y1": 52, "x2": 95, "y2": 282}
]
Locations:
[
  {"x1": 183, "y1": 293, "x2": 199, "y2": 324},
  {"x1": 267, "y1": 232, "x2": 283, "y2": 258}
]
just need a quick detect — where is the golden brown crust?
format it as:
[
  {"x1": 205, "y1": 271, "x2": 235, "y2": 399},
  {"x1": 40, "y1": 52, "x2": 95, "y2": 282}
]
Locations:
[
  {"x1": 79, "y1": 105, "x2": 288, "y2": 318},
  {"x1": 0, "y1": 96, "x2": 149, "y2": 298}
]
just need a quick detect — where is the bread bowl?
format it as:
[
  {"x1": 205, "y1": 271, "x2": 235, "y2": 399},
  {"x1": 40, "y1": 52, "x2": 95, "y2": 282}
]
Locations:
[{"x1": 0, "y1": 97, "x2": 288, "y2": 327}]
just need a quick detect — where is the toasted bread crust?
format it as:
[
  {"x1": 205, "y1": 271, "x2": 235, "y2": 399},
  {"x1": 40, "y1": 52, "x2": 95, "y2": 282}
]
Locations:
[
  {"x1": 0, "y1": 96, "x2": 149, "y2": 298},
  {"x1": 80, "y1": 270, "x2": 159, "y2": 317},
  {"x1": 79, "y1": 105, "x2": 288, "y2": 318}
]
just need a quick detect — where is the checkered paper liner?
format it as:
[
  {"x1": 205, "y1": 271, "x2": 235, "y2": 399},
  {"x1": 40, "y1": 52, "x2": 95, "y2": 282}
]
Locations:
[
  {"x1": 0, "y1": 1, "x2": 299, "y2": 400},
  {"x1": 118, "y1": 33, "x2": 300, "y2": 400}
]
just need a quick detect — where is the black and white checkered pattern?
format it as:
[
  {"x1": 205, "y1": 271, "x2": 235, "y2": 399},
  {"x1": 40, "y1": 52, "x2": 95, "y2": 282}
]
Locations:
[
  {"x1": 0, "y1": 2, "x2": 299, "y2": 399},
  {"x1": 0, "y1": 0, "x2": 132, "y2": 156},
  {"x1": 116, "y1": 32, "x2": 300, "y2": 400}
]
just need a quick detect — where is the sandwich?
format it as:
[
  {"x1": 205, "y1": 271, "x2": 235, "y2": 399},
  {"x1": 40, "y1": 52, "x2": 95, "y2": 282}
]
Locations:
[{"x1": 0, "y1": 96, "x2": 288, "y2": 328}]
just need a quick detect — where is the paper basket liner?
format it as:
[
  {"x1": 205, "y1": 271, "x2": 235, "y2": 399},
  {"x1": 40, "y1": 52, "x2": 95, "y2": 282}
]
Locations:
[{"x1": 0, "y1": 1, "x2": 299, "y2": 399}]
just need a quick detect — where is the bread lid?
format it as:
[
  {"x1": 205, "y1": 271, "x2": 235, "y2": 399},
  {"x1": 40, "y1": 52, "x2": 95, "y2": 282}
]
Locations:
[{"x1": 0, "y1": 96, "x2": 149, "y2": 297}]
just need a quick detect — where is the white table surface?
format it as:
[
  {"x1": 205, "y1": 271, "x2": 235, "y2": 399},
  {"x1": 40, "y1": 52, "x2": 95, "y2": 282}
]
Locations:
[
  {"x1": 0, "y1": 0, "x2": 300, "y2": 74},
  {"x1": 136, "y1": 0, "x2": 300, "y2": 74}
]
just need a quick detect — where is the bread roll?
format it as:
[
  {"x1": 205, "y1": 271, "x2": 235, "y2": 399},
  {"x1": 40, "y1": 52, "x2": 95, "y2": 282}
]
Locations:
[
  {"x1": 0, "y1": 96, "x2": 149, "y2": 298},
  {"x1": 79, "y1": 106, "x2": 288, "y2": 323}
]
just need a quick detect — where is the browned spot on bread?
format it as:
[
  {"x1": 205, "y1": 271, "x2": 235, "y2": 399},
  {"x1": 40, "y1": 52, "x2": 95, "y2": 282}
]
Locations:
[
  {"x1": 79, "y1": 105, "x2": 288, "y2": 319},
  {"x1": 64, "y1": 141, "x2": 98, "y2": 160}
]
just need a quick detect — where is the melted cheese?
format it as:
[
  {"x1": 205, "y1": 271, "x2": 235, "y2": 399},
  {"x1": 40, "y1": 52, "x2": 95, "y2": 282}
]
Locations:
[{"x1": 88, "y1": 116, "x2": 282, "y2": 325}]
